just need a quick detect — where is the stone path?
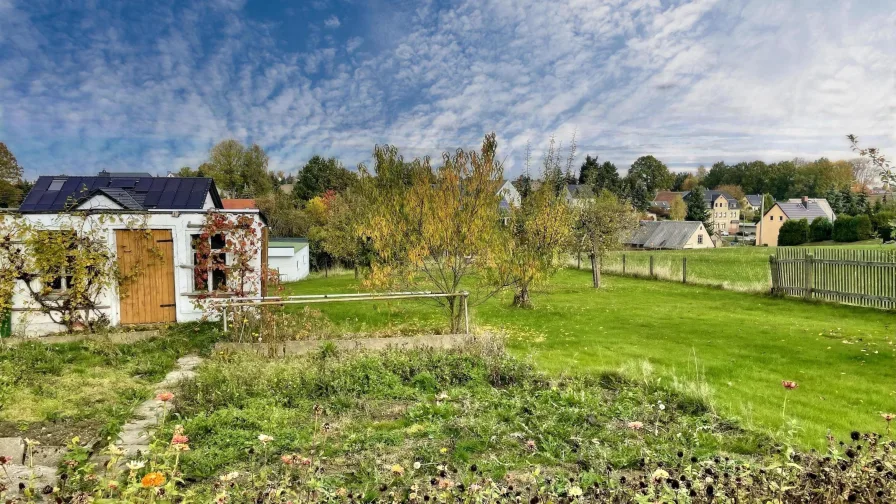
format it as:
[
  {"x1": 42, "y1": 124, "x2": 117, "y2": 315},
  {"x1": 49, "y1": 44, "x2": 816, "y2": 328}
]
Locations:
[
  {"x1": 0, "y1": 355, "x2": 203, "y2": 491},
  {"x1": 114, "y1": 355, "x2": 203, "y2": 457}
]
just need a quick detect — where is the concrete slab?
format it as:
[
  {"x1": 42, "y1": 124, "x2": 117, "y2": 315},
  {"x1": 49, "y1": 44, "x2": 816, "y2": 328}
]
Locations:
[{"x1": 0, "y1": 437, "x2": 24, "y2": 464}]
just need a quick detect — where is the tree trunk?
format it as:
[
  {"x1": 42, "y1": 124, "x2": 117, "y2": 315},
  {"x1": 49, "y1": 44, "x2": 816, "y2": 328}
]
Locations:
[
  {"x1": 590, "y1": 252, "x2": 601, "y2": 288},
  {"x1": 447, "y1": 297, "x2": 463, "y2": 333},
  {"x1": 512, "y1": 283, "x2": 532, "y2": 309},
  {"x1": 577, "y1": 251, "x2": 581, "y2": 269},
  {"x1": 354, "y1": 264, "x2": 359, "y2": 279}
]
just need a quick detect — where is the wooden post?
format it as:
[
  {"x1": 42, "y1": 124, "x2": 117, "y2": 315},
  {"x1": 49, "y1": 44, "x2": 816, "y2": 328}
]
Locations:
[
  {"x1": 804, "y1": 253, "x2": 814, "y2": 300},
  {"x1": 682, "y1": 257, "x2": 687, "y2": 283},
  {"x1": 622, "y1": 254, "x2": 626, "y2": 275},
  {"x1": 463, "y1": 292, "x2": 470, "y2": 335},
  {"x1": 768, "y1": 255, "x2": 777, "y2": 295},
  {"x1": 649, "y1": 255, "x2": 654, "y2": 278}
]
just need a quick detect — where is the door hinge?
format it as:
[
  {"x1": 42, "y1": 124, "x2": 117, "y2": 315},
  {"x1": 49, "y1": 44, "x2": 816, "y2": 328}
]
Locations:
[{"x1": 160, "y1": 303, "x2": 176, "y2": 308}]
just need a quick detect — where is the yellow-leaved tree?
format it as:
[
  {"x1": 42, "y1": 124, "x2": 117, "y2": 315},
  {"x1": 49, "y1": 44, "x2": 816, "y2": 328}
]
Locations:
[
  {"x1": 578, "y1": 190, "x2": 640, "y2": 288},
  {"x1": 494, "y1": 149, "x2": 574, "y2": 308},
  {"x1": 357, "y1": 133, "x2": 505, "y2": 332}
]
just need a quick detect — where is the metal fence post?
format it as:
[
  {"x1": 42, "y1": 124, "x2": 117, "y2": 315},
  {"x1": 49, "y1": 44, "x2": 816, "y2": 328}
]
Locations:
[
  {"x1": 223, "y1": 306, "x2": 228, "y2": 333},
  {"x1": 682, "y1": 257, "x2": 687, "y2": 284}
]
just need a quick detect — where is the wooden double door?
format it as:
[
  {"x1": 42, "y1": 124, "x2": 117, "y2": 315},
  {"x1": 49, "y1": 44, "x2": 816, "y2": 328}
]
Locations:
[{"x1": 116, "y1": 230, "x2": 177, "y2": 324}]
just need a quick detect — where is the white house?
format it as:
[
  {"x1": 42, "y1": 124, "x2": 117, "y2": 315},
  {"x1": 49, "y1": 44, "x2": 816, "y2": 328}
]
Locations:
[
  {"x1": 625, "y1": 221, "x2": 715, "y2": 250},
  {"x1": 268, "y1": 238, "x2": 310, "y2": 282},
  {"x1": 6, "y1": 174, "x2": 266, "y2": 336}
]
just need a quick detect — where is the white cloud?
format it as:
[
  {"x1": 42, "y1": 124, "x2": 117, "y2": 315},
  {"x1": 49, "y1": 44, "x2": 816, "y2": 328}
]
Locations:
[
  {"x1": 324, "y1": 15, "x2": 340, "y2": 28},
  {"x1": 0, "y1": 0, "x2": 894, "y2": 179}
]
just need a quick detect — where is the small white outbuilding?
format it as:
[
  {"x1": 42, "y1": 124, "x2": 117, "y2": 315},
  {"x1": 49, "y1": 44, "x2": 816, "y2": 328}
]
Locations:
[{"x1": 267, "y1": 238, "x2": 310, "y2": 282}]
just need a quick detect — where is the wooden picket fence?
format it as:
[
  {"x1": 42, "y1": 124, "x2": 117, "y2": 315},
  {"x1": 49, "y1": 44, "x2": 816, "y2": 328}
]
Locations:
[{"x1": 769, "y1": 248, "x2": 896, "y2": 310}]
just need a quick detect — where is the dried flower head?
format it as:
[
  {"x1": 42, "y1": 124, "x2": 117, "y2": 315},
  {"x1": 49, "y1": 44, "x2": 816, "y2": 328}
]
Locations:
[
  {"x1": 627, "y1": 421, "x2": 644, "y2": 430},
  {"x1": 257, "y1": 434, "x2": 274, "y2": 445},
  {"x1": 782, "y1": 380, "x2": 798, "y2": 390}
]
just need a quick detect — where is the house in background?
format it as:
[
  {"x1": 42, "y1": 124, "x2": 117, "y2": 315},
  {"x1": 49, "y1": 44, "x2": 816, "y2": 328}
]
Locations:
[
  {"x1": 8, "y1": 174, "x2": 266, "y2": 336},
  {"x1": 564, "y1": 184, "x2": 593, "y2": 206},
  {"x1": 625, "y1": 221, "x2": 715, "y2": 250},
  {"x1": 497, "y1": 180, "x2": 521, "y2": 208},
  {"x1": 685, "y1": 190, "x2": 741, "y2": 234},
  {"x1": 757, "y1": 196, "x2": 836, "y2": 247},
  {"x1": 222, "y1": 198, "x2": 257, "y2": 210},
  {"x1": 650, "y1": 191, "x2": 686, "y2": 218},
  {"x1": 268, "y1": 238, "x2": 310, "y2": 282}
]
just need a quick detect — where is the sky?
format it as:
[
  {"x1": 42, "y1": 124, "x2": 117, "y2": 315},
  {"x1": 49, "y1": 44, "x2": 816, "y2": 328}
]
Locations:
[{"x1": 1, "y1": 0, "x2": 894, "y2": 180}]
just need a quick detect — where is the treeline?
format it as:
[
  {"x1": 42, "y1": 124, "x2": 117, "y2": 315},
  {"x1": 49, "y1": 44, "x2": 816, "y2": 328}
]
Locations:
[{"x1": 0, "y1": 143, "x2": 33, "y2": 208}]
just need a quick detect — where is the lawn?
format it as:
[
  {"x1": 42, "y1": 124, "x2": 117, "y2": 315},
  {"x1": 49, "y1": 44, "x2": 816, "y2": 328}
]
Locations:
[
  {"x1": 282, "y1": 269, "x2": 896, "y2": 449},
  {"x1": 600, "y1": 241, "x2": 895, "y2": 292},
  {"x1": 0, "y1": 323, "x2": 220, "y2": 445}
]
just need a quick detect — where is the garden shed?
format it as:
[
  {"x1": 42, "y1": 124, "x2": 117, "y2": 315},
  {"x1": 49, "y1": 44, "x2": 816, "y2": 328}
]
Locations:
[{"x1": 3, "y1": 174, "x2": 267, "y2": 337}]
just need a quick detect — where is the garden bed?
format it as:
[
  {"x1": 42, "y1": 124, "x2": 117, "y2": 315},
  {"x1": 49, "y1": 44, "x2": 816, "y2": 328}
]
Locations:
[{"x1": 214, "y1": 333, "x2": 472, "y2": 356}]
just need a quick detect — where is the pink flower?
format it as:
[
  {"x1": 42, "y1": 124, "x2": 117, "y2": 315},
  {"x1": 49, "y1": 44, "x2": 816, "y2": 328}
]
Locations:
[
  {"x1": 0, "y1": 455, "x2": 11, "y2": 465},
  {"x1": 156, "y1": 392, "x2": 174, "y2": 402},
  {"x1": 525, "y1": 439, "x2": 537, "y2": 451},
  {"x1": 281, "y1": 455, "x2": 294, "y2": 465},
  {"x1": 627, "y1": 421, "x2": 644, "y2": 430},
  {"x1": 171, "y1": 434, "x2": 189, "y2": 445},
  {"x1": 781, "y1": 380, "x2": 798, "y2": 390}
]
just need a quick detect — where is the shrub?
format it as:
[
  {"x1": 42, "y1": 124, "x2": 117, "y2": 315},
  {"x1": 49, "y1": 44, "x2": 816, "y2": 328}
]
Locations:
[
  {"x1": 854, "y1": 214, "x2": 873, "y2": 240},
  {"x1": 872, "y1": 211, "x2": 896, "y2": 241},
  {"x1": 777, "y1": 218, "x2": 809, "y2": 246},
  {"x1": 808, "y1": 216, "x2": 833, "y2": 242},
  {"x1": 833, "y1": 214, "x2": 856, "y2": 242}
]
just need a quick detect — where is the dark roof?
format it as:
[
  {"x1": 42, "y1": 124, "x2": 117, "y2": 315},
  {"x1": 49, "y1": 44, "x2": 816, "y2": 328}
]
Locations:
[
  {"x1": 745, "y1": 194, "x2": 764, "y2": 208},
  {"x1": 97, "y1": 170, "x2": 153, "y2": 178},
  {"x1": 684, "y1": 190, "x2": 739, "y2": 209},
  {"x1": 776, "y1": 199, "x2": 836, "y2": 221},
  {"x1": 626, "y1": 221, "x2": 708, "y2": 249},
  {"x1": 19, "y1": 176, "x2": 223, "y2": 212}
]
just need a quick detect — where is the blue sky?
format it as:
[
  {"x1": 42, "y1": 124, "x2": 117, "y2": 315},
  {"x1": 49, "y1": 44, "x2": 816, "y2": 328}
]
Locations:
[{"x1": 1, "y1": 0, "x2": 894, "y2": 179}]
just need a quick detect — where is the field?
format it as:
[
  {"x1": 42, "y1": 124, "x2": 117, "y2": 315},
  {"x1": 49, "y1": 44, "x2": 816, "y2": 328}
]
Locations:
[
  {"x1": 599, "y1": 241, "x2": 894, "y2": 292},
  {"x1": 282, "y1": 269, "x2": 896, "y2": 449}
]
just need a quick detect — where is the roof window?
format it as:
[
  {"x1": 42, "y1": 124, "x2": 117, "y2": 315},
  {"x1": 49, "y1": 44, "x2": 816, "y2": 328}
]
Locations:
[{"x1": 48, "y1": 178, "x2": 65, "y2": 191}]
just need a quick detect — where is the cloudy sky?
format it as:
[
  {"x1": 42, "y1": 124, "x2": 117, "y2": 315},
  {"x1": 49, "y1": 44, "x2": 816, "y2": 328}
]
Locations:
[{"x1": 1, "y1": 0, "x2": 894, "y2": 179}]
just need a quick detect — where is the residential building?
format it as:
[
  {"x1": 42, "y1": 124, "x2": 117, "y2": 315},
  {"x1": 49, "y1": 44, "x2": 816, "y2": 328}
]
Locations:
[
  {"x1": 625, "y1": 221, "x2": 715, "y2": 250},
  {"x1": 650, "y1": 191, "x2": 686, "y2": 218},
  {"x1": 8, "y1": 175, "x2": 266, "y2": 336},
  {"x1": 564, "y1": 184, "x2": 593, "y2": 206},
  {"x1": 686, "y1": 190, "x2": 741, "y2": 234},
  {"x1": 497, "y1": 179, "x2": 521, "y2": 208},
  {"x1": 757, "y1": 196, "x2": 836, "y2": 247},
  {"x1": 221, "y1": 198, "x2": 257, "y2": 209},
  {"x1": 268, "y1": 238, "x2": 310, "y2": 282}
]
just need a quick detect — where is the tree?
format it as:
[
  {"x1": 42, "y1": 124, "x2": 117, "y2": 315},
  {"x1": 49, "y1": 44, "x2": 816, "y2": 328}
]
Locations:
[
  {"x1": 204, "y1": 140, "x2": 273, "y2": 197},
  {"x1": 358, "y1": 133, "x2": 506, "y2": 332},
  {"x1": 175, "y1": 166, "x2": 200, "y2": 177},
  {"x1": 304, "y1": 192, "x2": 336, "y2": 274},
  {"x1": 578, "y1": 155, "x2": 599, "y2": 184},
  {"x1": 628, "y1": 155, "x2": 673, "y2": 195},
  {"x1": 0, "y1": 143, "x2": 23, "y2": 184},
  {"x1": 292, "y1": 155, "x2": 357, "y2": 202},
  {"x1": 620, "y1": 175, "x2": 651, "y2": 211},
  {"x1": 778, "y1": 219, "x2": 809, "y2": 246},
  {"x1": 848, "y1": 135, "x2": 894, "y2": 189},
  {"x1": 498, "y1": 165, "x2": 573, "y2": 308},
  {"x1": 578, "y1": 190, "x2": 639, "y2": 288},
  {"x1": 809, "y1": 217, "x2": 833, "y2": 242},
  {"x1": 322, "y1": 189, "x2": 373, "y2": 278},
  {"x1": 850, "y1": 158, "x2": 876, "y2": 191},
  {"x1": 671, "y1": 172, "x2": 689, "y2": 191},
  {"x1": 669, "y1": 195, "x2": 687, "y2": 220},
  {"x1": 685, "y1": 186, "x2": 712, "y2": 231},
  {"x1": 715, "y1": 184, "x2": 745, "y2": 200},
  {"x1": 255, "y1": 190, "x2": 308, "y2": 238}
]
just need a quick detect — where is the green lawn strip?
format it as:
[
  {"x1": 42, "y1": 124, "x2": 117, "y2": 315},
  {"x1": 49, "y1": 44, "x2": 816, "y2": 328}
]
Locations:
[
  {"x1": 169, "y1": 346, "x2": 770, "y2": 494},
  {"x1": 283, "y1": 269, "x2": 895, "y2": 448},
  {"x1": 0, "y1": 322, "x2": 221, "y2": 444}
]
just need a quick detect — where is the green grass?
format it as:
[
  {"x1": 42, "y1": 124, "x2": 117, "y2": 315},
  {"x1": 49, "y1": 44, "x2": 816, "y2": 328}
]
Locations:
[
  {"x1": 171, "y1": 344, "x2": 770, "y2": 494},
  {"x1": 283, "y1": 269, "x2": 896, "y2": 448},
  {"x1": 600, "y1": 241, "x2": 895, "y2": 292},
  {"x1": 0, "y1": 323, "x2": 221, "y2": 444}
]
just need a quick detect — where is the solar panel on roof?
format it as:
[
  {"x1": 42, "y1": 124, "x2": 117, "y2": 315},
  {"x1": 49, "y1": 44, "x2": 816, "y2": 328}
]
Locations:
[
  {"x1": 110, "y1": 179, "x2": 137, "y2": 188},
  {"x1": 134, "y1": 178, "x2": 153, "y2": 191},
  {"x1": 172, "y1": 179, "x2": 194, "y2": 207},
  {"x1": 156, "y1": 189, "x2": 176, "y2": 208},
  {"x1": 144, "y1": 190, "x2": 162, "y2": 207}
]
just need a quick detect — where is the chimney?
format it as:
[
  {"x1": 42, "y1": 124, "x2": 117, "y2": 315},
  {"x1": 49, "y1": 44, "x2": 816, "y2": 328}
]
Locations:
[{"x1": 801, "y1": 196, "x2": 808, "y2": 208}]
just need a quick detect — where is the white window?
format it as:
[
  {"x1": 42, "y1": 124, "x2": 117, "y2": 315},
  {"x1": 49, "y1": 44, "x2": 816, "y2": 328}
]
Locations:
[
  {"x1": 697, "y1": 234, "x2": 703, "y2": 244},
  {"x1": 191, "y1": 233, "x2": 229, "y2": 292}
]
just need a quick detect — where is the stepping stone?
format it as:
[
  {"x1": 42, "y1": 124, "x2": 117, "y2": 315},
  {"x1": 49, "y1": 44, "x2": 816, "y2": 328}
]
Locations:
[
  {"x1": 3, "y1": 464, "x2": 57, "y2": 492},
  {"x1": 0, "y1": 437, "x2": 24, "y2": 464}
]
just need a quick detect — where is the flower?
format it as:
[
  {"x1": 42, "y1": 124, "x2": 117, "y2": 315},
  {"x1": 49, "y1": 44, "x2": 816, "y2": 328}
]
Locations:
[
  {"x1": 436, "y1": 392, "x2": 449, "y2": 401},
  {"x1": 281, "y1": 455, "x2": 294, "y2": 465},
  {"x1": 652, "y1": 469, "x2": 670, "y2": 481},
  {"x1": 106, "y1": 444, "x2": 125, "y2": 456},
  {"x1": 882, "y1": 413, "x2": 895, "y2": 422},
  {"x1": 258, "y1": 434, "x2": 274, "y2": 445},
  {"x1": 413, "y1": 461, "x2": 421, "y2": 470},
  {"x1": 568, "y1": 486, "x2": 583, "y2": 497},
  {"x1": 391, "y1": 464, "x2": 405, "y2": 476},
  {"x1": 126, "y1": 460, "x2": 146, "y2": 471},
  {"x1": 525, "y1": 439, "x2": 537, "y2": 451},
  {"x1": 627, "y1": 421, "x2": 644, "y2": 430},
  {"x1": 141, "y1": 472, "x2": 166, "y2": 487},
  {"x1": 0, "y1": 455, "x2": 12, "y2": 465},
  {"x1": 156, "y1": 392, "x2": 174, "y2": 402},
  {"x1": 24, "y1": 438, "x2": 41, "y2": 447},
  {"x1": 781, "y1": 380, "x2": 798, "y2": 390},
  {"x1": 219, "y1": 471, "x2": 240, "y2": 482},
  {"x1": 438, "y1": 478, "x2": 453, "y2": 489},
  {"x1": 171, "y1": 434, "x2": 189, "y2": 445}
]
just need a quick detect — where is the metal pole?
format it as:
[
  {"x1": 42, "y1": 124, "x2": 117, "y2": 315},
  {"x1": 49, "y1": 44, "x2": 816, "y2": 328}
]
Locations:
[{"x1": 223, "y1": 306, "x2": 228, "y2": 333}]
